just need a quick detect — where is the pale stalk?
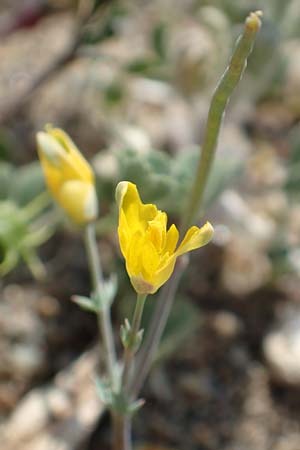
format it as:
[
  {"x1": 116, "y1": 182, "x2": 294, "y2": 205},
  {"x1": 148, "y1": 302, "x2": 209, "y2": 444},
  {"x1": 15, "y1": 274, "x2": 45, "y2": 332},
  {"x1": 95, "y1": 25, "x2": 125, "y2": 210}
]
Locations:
[
  {"x1": 84, "y1": 223, "x2": 116, "y2": 384},
  {"x1": 112, "y1": 413, "x2": 132, "y2": 450},
  {"x1": 130, "y1": 11, "x2": 263, "y2": 399},
  {"x1": 181, "y1": 10, "x2": 263, "y2": 232},
  {"x1": 122, "y1": 293, "x2": 147, "y2": 390},
  {"x1": 129, "y1": 257, "x2": 187, "y2": 398},
  {"x1": 113, "y1": 293, "x2": 147, "y2": 450},
  {"x1": 22, "y1": 191, "x2": 51, "y2": 221},
  {"x1": 23, "y1": 249, "x2": 47, "y2": 280}
]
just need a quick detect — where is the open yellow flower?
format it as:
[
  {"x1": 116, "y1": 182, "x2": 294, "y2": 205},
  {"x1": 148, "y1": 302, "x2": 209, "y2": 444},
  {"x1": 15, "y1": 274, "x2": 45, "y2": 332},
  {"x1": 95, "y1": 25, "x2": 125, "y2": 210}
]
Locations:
[
  {"x1": 116, "y1": 181, "x2": 213, "y2": 294},
  {"x1": 37, "y1": 126, "x2": 98, "y2": 225}
]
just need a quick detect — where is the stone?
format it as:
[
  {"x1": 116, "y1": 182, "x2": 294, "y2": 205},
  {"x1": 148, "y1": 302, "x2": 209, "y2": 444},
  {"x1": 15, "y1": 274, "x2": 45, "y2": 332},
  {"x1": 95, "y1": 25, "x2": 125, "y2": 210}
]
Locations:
[{"x1": 264, "y1": 305, "x2": 300, "y2": 385}]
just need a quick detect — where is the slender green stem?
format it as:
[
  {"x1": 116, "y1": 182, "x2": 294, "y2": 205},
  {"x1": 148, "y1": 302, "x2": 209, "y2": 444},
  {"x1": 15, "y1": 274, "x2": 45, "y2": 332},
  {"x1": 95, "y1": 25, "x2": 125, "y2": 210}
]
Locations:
[
  {"x1": 22, "y1": 191, "x2": 51, "y2": 221},
  {"x1": 112, "y1": 294, "x2": 146, "y2": 450},
  {"x1": 22, "y1": 249, "x2": 46, "y2": 280},
  {"x1": 129, "y1": 257, "x2": 187, "y2": 398},
  {"x1": 112, "y1": 413, "x2": 132, "y2": 450},
  {"x1": 130, "y1": 11, "x2": 263, "y2": 400},
  {"x1": 122, "y1": 293, "x2": 147, "y2": 391},
  {"x1": 84, "y1": 224, "x2": 116, "y2": 384},
  {"x1": 181, "y1": 11, "x2": 262, "y2": 232}
]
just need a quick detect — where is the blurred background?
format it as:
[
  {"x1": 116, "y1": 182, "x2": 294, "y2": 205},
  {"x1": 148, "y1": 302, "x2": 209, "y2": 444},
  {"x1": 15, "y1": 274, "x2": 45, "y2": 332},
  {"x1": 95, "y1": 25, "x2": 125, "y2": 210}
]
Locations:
[{"x1": 1, "y1": 1, "x2": 300, "y2": 449}]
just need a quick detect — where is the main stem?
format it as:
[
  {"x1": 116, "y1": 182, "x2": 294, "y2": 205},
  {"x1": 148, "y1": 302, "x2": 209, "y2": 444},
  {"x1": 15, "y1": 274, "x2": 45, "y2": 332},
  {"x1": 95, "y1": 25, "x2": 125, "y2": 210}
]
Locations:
[
  {"x1": 129, "y1": 258, "x2": 186, "y2": 398},
  {"x1": 181, "y1": 11, "x2": 262, "y2": 232},
  {"x1": 113, "y1": 293, "x2": 147, "y2": 450},
  {"x1": 112, "y1": 413, "x2": 132, "y2": 450},
  {"x1": 122, "y1": 293, "x2": 147, "y2": 391},
  {"x1": 130, "y1": 11, "x2": 263, "y2": 400},
  {"x1": 84, "y1": 224, "x2": 116, "y2": 384},
  {"x1": 23, "y1": 191, "x2": 51, "y2": 220}
]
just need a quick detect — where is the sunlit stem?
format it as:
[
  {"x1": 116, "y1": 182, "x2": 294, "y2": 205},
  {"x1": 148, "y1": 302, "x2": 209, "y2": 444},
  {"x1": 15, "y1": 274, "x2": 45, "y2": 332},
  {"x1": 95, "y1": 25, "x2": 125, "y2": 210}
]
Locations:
[
  {"x1": 181, "y1": 10, "x2": 263, "y2": 232},
  {"x1": 113, "y1": 293, "x2": 147, "y2": 450},
  {"x1": 22, "y1": 191, "x2": 51, "y2": 221},
  {"x1": 122, "y1": 293, "x2": 147, "y2": 391},
  {"x1": 130, "y1": 10, "x2": 263, "y2": 400},
  {"x1": 112, "y1": 413, "x2": 132, "y2": 450},
  {"x1": 129, "y1": 257, "x2": 187, "y2": 398},
  {"x1": 22, "y1": 249, "x2": 46, "y2": 280},
  {"x1": 84, "y1": 223, "x2": 116, "y2": 385}
]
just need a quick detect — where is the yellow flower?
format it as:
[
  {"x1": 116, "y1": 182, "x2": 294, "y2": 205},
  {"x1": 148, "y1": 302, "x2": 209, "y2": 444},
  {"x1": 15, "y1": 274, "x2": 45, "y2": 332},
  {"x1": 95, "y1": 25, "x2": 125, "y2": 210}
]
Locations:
[
  {"x1": 36, "y1": 126, "x2": 98, "y2": 225},
  {"x1": 116, "y1": 181, "x2": 213, "y2": 294}
]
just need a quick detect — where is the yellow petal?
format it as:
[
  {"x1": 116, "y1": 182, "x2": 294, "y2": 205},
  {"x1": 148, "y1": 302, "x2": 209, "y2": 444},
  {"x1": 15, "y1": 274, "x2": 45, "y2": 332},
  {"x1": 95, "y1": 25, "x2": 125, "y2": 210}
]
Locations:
[
  {"x1": 115, "y1": 181, "x2": 129, "y2": 209},
  {"x1": 141, "y1": 240, "x2": 160, "y2": 278},
  {"x1": 116, "y1": 181, "x2": 157, "y2": 233},
  {"x1": 38, "y1": 148, "x2": 63, "y2": 196},
  {"x1": 126, "y1": 231, "x2": 144, "y2": 277},
  {"x1": 176, "y1": 222, "x2": 214, "y2": 256},
  {"x1": 37, "y1": 126, "x2": 97, "y2": 225},
  {"x1": 147, "y1": 212, "x2": 167, "y2": 251},
  {"x1": 58, "y1": 180, "x2": 97, "y2": 224},
  {"x1": 149, "y1": 255, "x2": 177, "y2": 294},
  {"x1": 38, "y1": 130, "x2": 93, "y2": 183},
  {"x1": 36, "y1": 132, "x2": 65, "y2": 167},
  {"x1": 47, "y1": 127, "x2": 93, "y2": 183},
  {"x1": 164, "y1": 224, "x2": 179, "y2": 255},
  {"x1": 118, "y1": 209, "x2": 130, "y2": 257}
]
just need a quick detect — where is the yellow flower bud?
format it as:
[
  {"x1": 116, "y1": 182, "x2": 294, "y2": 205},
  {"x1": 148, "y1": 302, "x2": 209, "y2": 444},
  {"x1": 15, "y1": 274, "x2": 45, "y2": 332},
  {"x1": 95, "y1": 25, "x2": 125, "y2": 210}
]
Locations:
[
  {"x1": 36, "y1": 126, "x2": 98, "y2": 225},
  {"x1": 116, "y1": 181, "x2": 213, "y2": 295}
]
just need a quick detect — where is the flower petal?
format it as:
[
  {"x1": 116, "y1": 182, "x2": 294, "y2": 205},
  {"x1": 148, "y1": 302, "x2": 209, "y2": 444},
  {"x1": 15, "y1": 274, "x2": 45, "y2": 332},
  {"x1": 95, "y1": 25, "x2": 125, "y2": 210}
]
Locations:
[
  {"x1": 141, "y1": 240, "x2": 160, "y2": 278},
  {"x1": 149, "y1": 255, "x2": 177, "y2": 294},
  {"x1": 38, "y1": 148, "x2": 63, "y2": 196},
  {"x1": 37, "y1": 132, "x2": 64, "y2": 167},
  {"x1": 147, "y1": 211, "x2": 167, "y2": 251},
  {"x1": 118, "y1": 209, "x2": 130, "y2": 257},
  {"x1": 38, "y1": 128, "x2": 94, "y2": 183},
  {"x1": 126, "y1": 230, "x2": 144, "y2": 277},
  {"x1": 116, "y1": 181, "x2": 157, "y2": 233},
  {"x1": 175, "y1": 222, "x2": 214, "y2": 256},
  {"x1": 58, "y1": 180, "x2": 96, "y2": 224},
  {"x1": 48, "y1": 127, "x2": 93, "y2": 182},
  {"x1": 164, "y1": 224, "x2": 179, "y2": 255}
]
